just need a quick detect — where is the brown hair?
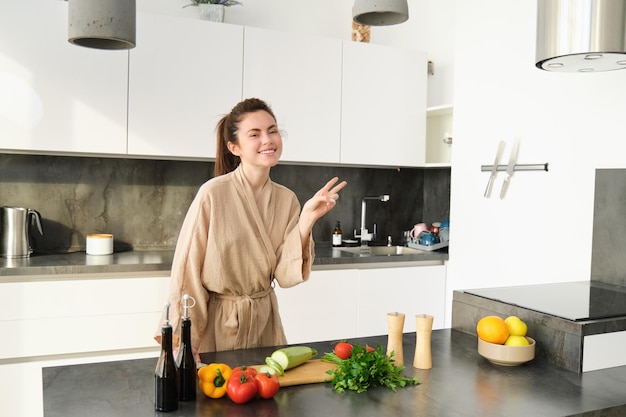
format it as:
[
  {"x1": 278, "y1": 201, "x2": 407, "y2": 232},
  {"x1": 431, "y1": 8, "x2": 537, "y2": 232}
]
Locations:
[{"x1": 214, "y1": 98, "x2": 277, "y2": 177}]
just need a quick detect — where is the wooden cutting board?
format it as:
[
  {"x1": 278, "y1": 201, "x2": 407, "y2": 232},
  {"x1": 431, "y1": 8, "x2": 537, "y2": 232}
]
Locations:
[{"x1": 252, "y1": 360, "x2": 336, "y2": 386}]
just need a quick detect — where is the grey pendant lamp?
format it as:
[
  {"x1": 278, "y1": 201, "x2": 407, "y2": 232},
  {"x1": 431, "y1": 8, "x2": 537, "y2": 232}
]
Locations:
[
  {"x1": 68, "y1": 0, "x2": 136, "y2": 50},
  {"x1": 536, "y1": 0, "x2": 626, "y2": 72},
  {"x1": 353, "y1": 0, "x2": 409, "y2": 26}
]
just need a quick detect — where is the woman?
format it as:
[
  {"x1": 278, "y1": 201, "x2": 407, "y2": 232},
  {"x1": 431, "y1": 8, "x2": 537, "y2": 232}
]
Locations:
[{"x1": 158, "y1": 98, "x2": 347, "y2": 353}]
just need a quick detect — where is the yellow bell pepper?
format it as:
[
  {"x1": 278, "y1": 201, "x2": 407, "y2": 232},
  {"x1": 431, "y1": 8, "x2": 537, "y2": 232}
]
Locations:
[{"x1": 198, "y1": 363, "x2": 233, "y2": 399}]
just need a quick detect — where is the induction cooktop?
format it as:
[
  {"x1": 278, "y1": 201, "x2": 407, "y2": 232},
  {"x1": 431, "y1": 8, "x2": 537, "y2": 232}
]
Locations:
[{"x1": 465, "y1": 281, "x2": 626, "y2": 321}]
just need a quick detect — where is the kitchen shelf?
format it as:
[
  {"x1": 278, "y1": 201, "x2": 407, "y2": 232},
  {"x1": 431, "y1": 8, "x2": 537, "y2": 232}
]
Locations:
[{"x1": 426, "y1": 104, "x2": 453, "y2": 166}]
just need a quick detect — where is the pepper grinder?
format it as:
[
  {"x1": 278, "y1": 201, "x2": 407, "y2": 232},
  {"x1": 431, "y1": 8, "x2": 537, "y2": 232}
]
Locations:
[
  {"x1": 386, "y1": 312, "x2": 405, "y2": 365},
  {"x1": 413, "y1": 314, "x2": 434, "y2": 369}
]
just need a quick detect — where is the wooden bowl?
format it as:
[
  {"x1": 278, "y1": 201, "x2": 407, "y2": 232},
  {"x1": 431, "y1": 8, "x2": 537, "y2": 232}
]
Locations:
[{"x1": 477, "y1": 337, "x2": 536, "y2": 366}]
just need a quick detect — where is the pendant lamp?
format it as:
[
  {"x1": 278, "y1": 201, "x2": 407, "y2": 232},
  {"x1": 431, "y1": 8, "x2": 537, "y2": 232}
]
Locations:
[
  {"x1": 353, "y1": 0, "x2": 409, "y2": 26},
  {"x1": 536, "y1": 0, "x2": 626, "y2": 72},
  {"x1": 68, "y1": 0, "x2": 136, "y2": 50}
]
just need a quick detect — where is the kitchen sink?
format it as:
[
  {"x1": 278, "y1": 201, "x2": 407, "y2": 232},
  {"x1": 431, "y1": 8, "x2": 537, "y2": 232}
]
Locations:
[{"x1": 336, "y1": 245, "x2": 425, "y2": 256}]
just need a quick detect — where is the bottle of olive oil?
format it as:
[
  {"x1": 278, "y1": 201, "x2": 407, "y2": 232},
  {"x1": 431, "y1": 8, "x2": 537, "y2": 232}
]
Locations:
[
  {"x1": 332, "y1": 221, "x2": 343, "y2": 247},
  {"x1": 177, "y1": 294, "x2": 196, "y2": 401},
  {"x1": 155, "y1": 302, "x2": 178, "y2": 412}
]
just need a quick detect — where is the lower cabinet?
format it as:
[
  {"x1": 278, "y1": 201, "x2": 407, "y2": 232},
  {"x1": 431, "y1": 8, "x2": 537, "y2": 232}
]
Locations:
[
  {"x1": 275, "y1": 265, "x2": 446, "y2": 344},
  {"x1": 356, "y1": 265, "x2": 446, "y2": 337},
  {"x1": 0, "y1": 273, "x2": 170, "y2": 360},
  {"x1": 274, "y1": 269, "x2": 359, "y2": 344}
]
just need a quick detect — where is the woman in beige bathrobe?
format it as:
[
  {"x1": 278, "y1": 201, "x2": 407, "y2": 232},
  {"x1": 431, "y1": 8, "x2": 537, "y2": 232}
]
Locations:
[{"x1": 158, "y1": 98, "x2": 347, "y2": 354}]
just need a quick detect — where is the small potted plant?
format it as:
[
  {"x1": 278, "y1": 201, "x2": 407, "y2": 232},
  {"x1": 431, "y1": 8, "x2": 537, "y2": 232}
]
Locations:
[{"x1": 185, "y1": 0, "x2": 243, "y2": 22}]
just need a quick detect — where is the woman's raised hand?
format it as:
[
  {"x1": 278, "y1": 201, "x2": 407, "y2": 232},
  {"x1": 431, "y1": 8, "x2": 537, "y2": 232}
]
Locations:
[{"x1": 299, "y1": 178, "x2": 347, "y2": 238}]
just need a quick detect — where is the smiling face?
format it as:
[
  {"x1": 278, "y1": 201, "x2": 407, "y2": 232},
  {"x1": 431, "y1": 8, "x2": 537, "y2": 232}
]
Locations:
[{"x1": 227, "y1": 110, "x2": 283, "y2": 171}]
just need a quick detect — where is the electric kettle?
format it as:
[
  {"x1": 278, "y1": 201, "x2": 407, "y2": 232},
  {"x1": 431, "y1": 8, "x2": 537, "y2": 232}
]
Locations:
[{"x1": 0, "y1": 206, "x2": 44, "y2": 258}]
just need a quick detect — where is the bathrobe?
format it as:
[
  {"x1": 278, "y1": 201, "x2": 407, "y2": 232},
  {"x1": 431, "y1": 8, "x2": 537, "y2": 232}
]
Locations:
[{"x1": 161, "y1": 165, "x2": 314, "y2": 352}]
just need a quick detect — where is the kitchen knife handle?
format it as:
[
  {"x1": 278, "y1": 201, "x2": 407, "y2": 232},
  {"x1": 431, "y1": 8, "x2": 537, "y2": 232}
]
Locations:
[
  {"x1": 484, "y1": 176, "x2": 495, "y2": 198},
  {"x1": 500, "y1": 177, "x2": 510, "y2": 199}
]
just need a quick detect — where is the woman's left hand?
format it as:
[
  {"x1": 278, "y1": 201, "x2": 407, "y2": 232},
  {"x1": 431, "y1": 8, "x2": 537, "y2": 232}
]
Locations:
[{"x1": 300, "y1": 177, "x2": 347, "y2": 233}]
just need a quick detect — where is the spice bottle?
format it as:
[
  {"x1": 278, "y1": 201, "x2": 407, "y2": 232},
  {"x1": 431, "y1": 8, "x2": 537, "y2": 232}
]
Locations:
[
  {"x1": 177, "y1": 294, "x2": 196, "y2": 401},
  {"x1": 386, "y1": 312, "x2": 405, "y2": 365},
  {"x1": 155, "y1": 302, "x2": 178, "y2": 412},
  {"x1": 413, "y1": 314, "x2": 434, "y2": 369},
  {"x1": 332, "y1": 221, "x2": 343, "y2": 247}
]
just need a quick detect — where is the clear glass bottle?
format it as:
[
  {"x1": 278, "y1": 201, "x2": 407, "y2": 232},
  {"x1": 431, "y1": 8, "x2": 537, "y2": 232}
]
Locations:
[
  {"x1": 332, "y1": 221, "x2": 343, "y2": 247},
  {"x1": 155, "y1": 302, "x2": 178, "y2": 412},
  {"x1": 177, "y1": 294, "x2": 196, "y2": 401}
]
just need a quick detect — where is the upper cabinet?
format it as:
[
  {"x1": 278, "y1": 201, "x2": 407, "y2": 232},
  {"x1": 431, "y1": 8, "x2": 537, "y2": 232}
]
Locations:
[
  {"x1": 243, "y1": 27, "x2": 342, "y2": 164},
  {"x1": 1, "y1": 6, "x2": 430, "y2": 167},
  {"x1": 127, "y1": 13, "x2": 244, "y2": 159},
  {"x1": 0, "y1": 1, "x2": 128, "y2": 155},
  {"x1": 341, "y1": 41, "x2": 427, "y2": 167}
]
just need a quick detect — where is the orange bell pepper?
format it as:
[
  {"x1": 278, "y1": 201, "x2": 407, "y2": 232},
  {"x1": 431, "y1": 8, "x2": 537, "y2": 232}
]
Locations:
[{"x1": 198, "y1": 363, "x2": 233, "y2": 399}]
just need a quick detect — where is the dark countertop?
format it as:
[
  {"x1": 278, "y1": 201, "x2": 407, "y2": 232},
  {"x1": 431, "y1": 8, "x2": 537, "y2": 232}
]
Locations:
[
  {"x1": 0, "y1": 244, "x2": 448, "y2": 278},
  {"x1": 42, "y1": 329, "x2": 626, "y2": 417}
]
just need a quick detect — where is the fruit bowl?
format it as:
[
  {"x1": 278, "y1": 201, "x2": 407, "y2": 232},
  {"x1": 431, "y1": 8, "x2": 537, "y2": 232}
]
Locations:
[{"x1": 477, "y1": 337, "x2": 536, "y2": 366}]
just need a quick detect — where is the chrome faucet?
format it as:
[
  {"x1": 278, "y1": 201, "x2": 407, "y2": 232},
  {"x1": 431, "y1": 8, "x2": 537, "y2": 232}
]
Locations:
[{"x1": 354, "y1": 195, "x2": 390, "y2": 245}]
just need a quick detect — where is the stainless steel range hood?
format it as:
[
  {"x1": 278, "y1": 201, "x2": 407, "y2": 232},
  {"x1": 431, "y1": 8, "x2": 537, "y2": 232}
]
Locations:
[{"x1": 536, "y1": 0, "x2": 626, "y2": 72}]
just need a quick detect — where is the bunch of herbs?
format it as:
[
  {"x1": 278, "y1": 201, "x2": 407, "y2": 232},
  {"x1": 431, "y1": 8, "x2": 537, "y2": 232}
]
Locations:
[{"x1": 322, "y1": 343, "x2": 419, "y2": 393}]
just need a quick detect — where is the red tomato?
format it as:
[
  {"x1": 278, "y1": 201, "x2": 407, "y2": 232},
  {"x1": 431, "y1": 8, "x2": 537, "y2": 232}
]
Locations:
[
  {"x1": 226, "y1": 372, "x2": 258, "y2": 404},
  {"x1": 334, "y1": 342, "x2": 354, "y2": 360},
  {"x1": 254, "y1": 372, "x2": 280, "y2": 399},
  {"x1": 365, "y1": 345, "x2": 375, "y2": 353},
  {"x1": 231, "y1": 366, "x2": 257, "y2": 378}
]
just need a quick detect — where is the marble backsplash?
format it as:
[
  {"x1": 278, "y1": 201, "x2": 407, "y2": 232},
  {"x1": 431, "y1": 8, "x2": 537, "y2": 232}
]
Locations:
[{"x1": 0, "y1": 154, "x2": 450, "y2": 253}]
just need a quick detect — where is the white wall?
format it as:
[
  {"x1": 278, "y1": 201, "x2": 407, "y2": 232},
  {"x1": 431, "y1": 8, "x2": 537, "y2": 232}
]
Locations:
[{"x1": 445, "y1": 0, "x2": 626, "y2": 326}]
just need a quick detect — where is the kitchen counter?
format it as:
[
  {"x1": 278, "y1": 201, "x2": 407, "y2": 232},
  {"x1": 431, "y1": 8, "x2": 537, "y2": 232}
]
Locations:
[
  {"x1": 0, "y1": 244, "x2": 447, "y2": 278},
  {"x1": 42, "y1": 329, "x2": 626, "y2": 417}
]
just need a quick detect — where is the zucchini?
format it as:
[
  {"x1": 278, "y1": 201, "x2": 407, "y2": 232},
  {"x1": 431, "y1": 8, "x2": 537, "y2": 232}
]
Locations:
[
  {"x1": 264, "y1": 356, "x2": 284, "y2": 375},
  {"x1": 270, "y1": 346, "x2": 318, "y2": 371},
  {"x1": 258, "y1": 365, "x2": 278, "y2": 375}
]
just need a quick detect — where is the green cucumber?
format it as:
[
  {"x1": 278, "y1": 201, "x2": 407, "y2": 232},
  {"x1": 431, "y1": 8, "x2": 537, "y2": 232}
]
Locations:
[
  {"x1": 270, "y1": 346, "x2": 318, "y2": 371},
  {"x1": 265, "y1": 356, "x2": 284, "y2": 375}
]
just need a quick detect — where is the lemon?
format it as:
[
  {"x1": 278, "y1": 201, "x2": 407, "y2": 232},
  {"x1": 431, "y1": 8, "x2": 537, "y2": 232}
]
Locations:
[
  {"x1": 504, "y1": 316, "x2": 527, "y2": 337},
  {"x1": 504, "y1": 335, "x2": 529, "y2": 346}
]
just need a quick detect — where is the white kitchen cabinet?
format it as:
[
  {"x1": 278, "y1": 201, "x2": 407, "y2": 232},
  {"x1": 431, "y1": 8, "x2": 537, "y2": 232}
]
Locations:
[
  {"x1": 0, "y1": 1, "x2": 128, "y2": 155},
  {"x1": 0, "y1": 273, "x2": 170, "y2": 360},
  {"x1": 426, "y1": 105, "x2": 453, "y2": 166},
  {"x1": 127, "y1": 13, "x2": 243, "y2": 159},
  {"x1": 274, "y1": 269, "x2": 359, "y2": 344},
  {"x1": 243, "y1": 27, "x2": 342, "y2": 164},
  {"x1": 341, "y1": 41, "x2": 428, "y2": 167},
  {"x1": 356, "y1": 265, "x2": 446, "y2": 337}
]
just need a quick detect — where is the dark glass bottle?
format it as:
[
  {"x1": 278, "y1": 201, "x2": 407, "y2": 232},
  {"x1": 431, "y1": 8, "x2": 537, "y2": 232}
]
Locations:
[
  {"x1": 155, "y1": 302, "x2": 178, "y2": 412},
  {"x1": 177, "y1": 294, "x2": 197, "y2": 401},
  {"x1": 332, "y1": 221, "x2": 343, "y2": 247}
]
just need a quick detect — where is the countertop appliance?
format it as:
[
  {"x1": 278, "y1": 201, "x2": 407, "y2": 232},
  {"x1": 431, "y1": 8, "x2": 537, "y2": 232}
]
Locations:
[
  {"x1": 466, "y1": 281, "x2": 626, "y2": 321},
  {"x1": 0, "y1": 206, "x2": 44, "y2": 258}
]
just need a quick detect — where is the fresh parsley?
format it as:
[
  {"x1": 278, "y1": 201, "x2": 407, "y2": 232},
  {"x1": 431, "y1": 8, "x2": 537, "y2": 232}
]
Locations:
[{"x1": 322, "y1": 343, "x2": 419, "y2": 393}]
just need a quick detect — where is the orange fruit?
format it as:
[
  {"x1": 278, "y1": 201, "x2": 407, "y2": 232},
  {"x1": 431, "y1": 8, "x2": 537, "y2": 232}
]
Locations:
[{"x1": 476, "y1": 316, "x2": 509, "y2": 344}]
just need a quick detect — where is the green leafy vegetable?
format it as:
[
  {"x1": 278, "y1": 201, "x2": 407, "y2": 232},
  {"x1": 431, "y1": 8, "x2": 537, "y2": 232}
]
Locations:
[{"x1": 322, "y1": 343, "x2": 419, "y2": 393}]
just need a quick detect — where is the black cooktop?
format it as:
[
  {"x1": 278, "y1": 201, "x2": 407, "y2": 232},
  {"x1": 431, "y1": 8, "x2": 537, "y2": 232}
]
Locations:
[{"x1": 465, "y1": 281, "x2": 626, "y2": 321}]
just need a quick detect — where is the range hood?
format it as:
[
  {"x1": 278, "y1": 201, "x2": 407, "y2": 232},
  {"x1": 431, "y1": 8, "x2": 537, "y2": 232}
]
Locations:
[{"x1": 536, "y1": 0, "x2": 626, "y2": 72}]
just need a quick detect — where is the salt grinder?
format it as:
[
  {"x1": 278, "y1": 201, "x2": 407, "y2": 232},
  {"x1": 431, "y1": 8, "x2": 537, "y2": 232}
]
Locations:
[
  {"x1": 413, "y1": 314, "x2": 434, "y2": 369},
  {"x1": 386, "y1": 312, "x2": 405, "y2": 365}
]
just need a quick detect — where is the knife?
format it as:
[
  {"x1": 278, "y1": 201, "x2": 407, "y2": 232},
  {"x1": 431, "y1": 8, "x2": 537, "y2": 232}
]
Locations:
[
  {"x1": 484, "y1": 141, "x2": 506, "y2": 198},
  {"x1": 500, "y1": 138, "x2": 520, "y2": 199}
]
